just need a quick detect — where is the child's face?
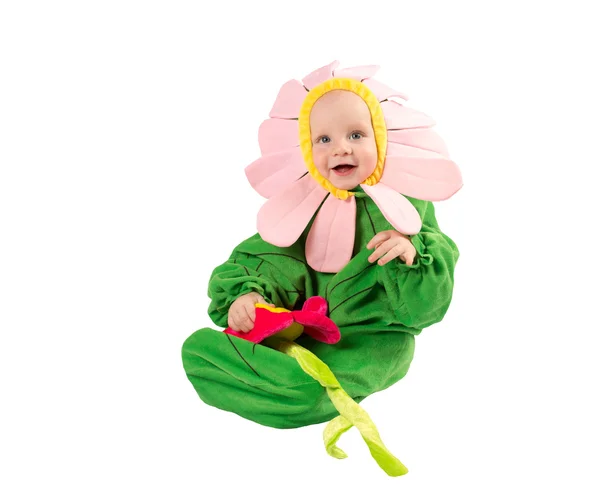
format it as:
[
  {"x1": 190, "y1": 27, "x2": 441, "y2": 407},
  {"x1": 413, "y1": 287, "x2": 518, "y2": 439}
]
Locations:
[{"x1": 309, "y1": 90, "x2": 378, "y2": 191}]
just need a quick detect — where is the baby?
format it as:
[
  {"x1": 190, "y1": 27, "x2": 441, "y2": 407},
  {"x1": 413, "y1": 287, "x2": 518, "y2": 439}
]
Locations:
[
  {"x1": 228, "y1": 89, "x2": 418, "y2": 333},
  {"x1": 182, "y1": 61, "x2": 462, "y2": 430}
]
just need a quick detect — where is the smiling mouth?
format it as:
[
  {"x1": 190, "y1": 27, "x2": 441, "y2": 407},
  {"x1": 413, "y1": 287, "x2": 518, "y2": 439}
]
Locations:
[{"x1": 332, "y1": 164, "x2": 356, "y2": 176}]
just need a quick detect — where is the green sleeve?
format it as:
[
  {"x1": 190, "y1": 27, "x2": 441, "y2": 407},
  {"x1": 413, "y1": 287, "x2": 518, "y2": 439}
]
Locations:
[
  {"x1": 378, "y1": 198, "x2": 460, "y2": 333},
  {"x1": 207, "y1": 233, "x2": 315, "y2": 328}
]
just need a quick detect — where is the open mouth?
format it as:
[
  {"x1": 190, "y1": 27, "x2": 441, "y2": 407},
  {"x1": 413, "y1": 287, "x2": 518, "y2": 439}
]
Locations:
[{"x1": 332, "y1": 164, "x2": 356, "y2": 176}]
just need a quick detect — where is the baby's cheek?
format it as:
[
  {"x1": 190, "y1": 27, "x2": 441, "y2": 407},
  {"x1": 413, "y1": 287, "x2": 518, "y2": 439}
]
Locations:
[
  {"x1": 365, "y1": 149, "x2": 379, "y2": 174},
  {"x1": 311, "y1": 150, "x2": 328, "y2": 175}
]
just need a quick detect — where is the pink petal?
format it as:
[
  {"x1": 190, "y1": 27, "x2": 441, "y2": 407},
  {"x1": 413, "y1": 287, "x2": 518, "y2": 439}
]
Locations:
[
  {"x1": 387, "y1": 128, "x2": 450, "y2": 158},
  {"x1": 257, "y1": 175, "x2": 328, "y2": 247},
  {"x1": 245, "y1": 147, "x2": 308, "y2": 199},
  {"x1": 258, "y1": 118, "x2": 299, "y2": 155},
  {"x1": 269, "y1": 79, "x2": 308, "y2": 119},
  {"x1": 305, "y1": 195, "x2": 356, "y2": 273},
  {"x1": 302, "y1": 60, "x2": 339, "y2": 90},
  {"x1": 360, "y1": 183, "x2": 422, "y2": 235},
  {"x1": 380, "y1": 153, "x2": 463, "y2": 201},
  {"x1": 363, "y1": 78, "x2": 408, "y2": 102},
  {"x1": 386, "y1": 141, "x2": 445, "y2": 159},
  {"x1": 381, "y1": 100, "x2": 436, "y2": 130},
  {"x1": 333, "y1": 64, "x2": 380, "y2": 81},
  {"x1": 362, "y1": 78, "x2": 409, "y2": 102}
]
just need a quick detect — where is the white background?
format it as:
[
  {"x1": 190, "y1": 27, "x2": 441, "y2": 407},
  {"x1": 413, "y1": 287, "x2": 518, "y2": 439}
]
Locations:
[{"x1": 1, "y1": 1, "x2": 599, "y2": 487}]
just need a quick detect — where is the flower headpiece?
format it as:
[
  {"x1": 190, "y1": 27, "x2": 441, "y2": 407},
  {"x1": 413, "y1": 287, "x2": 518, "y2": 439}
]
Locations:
[{"x1": 245, "y1": 60, "x2": 462, "y2": 272}]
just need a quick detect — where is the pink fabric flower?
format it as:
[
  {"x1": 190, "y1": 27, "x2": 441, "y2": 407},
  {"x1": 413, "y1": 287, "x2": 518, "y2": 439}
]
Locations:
[
  {"x1": 224, "y1": 296, "x2": 341, "y2": 345},
  {"x1": 245, "y1": 60, "x2": 463, "y2": 273}
]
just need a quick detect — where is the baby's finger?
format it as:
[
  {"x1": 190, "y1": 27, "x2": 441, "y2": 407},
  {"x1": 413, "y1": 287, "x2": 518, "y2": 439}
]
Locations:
[
  {"x1": 366, "y1": 230, "x2": 391, "y2": 250},
  {"x1": 229, "y1": 311, "x2": 246, "y2": 332},
  {"x1": 232, "y1": 308, "x2": 251, "y2": 333},
  {"x1": 239, "y1": 308, "x2": 255, "y2": 332},
  {"x1": 403, "y1": 250, "x2": 416, "y2": 266},
  {"x1": 244, "y1": 302, "x2": 256, "y2": 323},
  {"x1": 401, "y1": 246, "x2": 417, "y2": 265},
  {"x1": 378, "y1": 246, "x2": 401, "y2": 266},
  {"x1": 368, "y1": 239, "x2": 396, "y2": 263},
  {"x1": 227, "y1": 314, "x2": 239, "y2": 331}
]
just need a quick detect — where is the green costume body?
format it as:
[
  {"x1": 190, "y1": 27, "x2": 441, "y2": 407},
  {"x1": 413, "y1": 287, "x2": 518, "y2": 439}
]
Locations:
[{"x1": 182, "y1": 194, "x2": 459, "y2": 429}]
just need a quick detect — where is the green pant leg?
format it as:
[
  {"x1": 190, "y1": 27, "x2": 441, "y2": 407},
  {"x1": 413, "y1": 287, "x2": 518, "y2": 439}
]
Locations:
[
  {"x1": 182, "y1": 328, "x2": 338, "y2": 429},
  {"x1": 296, "y1": 327, "x2": 415, "y2": 401}
]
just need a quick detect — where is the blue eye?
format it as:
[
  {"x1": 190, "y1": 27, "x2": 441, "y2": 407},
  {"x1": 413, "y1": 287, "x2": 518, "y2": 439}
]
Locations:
[
  {"x1": 319, "y1": 136, "x2": 331, "y2": 143},
  {"x1": 350, "y1": 132, "x2": 362, "y2": 140}
]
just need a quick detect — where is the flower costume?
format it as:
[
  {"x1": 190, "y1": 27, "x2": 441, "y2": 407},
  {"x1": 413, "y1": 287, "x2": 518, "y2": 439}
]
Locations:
[
  {"x1": 247, "y1": 60, "x2": 461, "y2": 272},
  {"x1": 181, "y1": 61, "x2": 462, "y2": 476}
]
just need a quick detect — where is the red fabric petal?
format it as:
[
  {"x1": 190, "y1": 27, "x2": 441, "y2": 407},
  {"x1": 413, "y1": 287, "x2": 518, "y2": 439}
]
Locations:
[
  {"x1": 292, "y1": 297, "x2": 340, "y2": 344},
  {"x1": 301, "y1": 296, "x2": 329, "y2": 315},
  {"x1": 224, "y1": 297, "x2": 341, "y2": 345},
  {"x1": 224, "y1": 308, "x2": 294, "y2": 344},
  {"x1": 292, "y1": 311, "x2": 341, "y2": 344}
]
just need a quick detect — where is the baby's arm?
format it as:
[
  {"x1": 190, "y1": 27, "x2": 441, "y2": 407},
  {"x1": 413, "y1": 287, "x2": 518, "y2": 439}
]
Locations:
[
  {"x1": 206, "y1": 233, "x2": 313, "y2": 330},
  {"x1": 378, "y1": 197, "x2": 460, "y2": 332}
]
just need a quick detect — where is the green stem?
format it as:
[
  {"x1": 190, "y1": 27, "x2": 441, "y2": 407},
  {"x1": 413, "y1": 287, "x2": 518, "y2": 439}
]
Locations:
[{"x1": 263, "y1": 337, "x2": 408, "y2": 477}]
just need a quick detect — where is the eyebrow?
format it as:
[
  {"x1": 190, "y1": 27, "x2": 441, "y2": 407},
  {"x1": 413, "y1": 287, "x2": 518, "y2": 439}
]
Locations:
[{"x1": 351, "y1": 120, "x2": 373, "y2": 131}]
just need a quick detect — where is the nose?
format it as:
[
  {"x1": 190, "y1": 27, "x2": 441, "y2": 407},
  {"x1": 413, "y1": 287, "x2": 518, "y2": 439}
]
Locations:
[{"x1": 332, "y1": 140, "x2": 352, "y2": 156}]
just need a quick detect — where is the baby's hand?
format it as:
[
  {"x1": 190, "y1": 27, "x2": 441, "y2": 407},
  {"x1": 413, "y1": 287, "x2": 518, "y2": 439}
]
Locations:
[
  {"x1": 228, "y1": 292, "x2": 274, "y2": 333},
  {"x1": 366, "y1": 230, "x2": 417, "y2": 266}
]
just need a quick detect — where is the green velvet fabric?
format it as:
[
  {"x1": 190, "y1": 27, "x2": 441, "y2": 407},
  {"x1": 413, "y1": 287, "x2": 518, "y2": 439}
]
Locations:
[{"x1": 181, "y1": 195, "x2": 459, "y2": 429}]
